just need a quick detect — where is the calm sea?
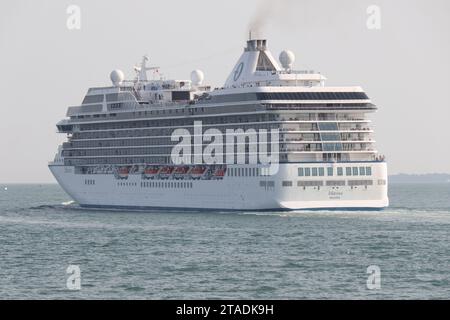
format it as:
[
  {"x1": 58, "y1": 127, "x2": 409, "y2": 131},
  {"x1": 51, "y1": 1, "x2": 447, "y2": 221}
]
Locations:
[{"x1": 0, "y1": 183, "x2": 449, "y2": 299}]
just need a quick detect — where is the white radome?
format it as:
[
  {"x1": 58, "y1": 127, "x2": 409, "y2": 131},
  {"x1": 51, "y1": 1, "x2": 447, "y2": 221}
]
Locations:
[
  {"x1": 279, "y1": 50, "x2": 295, "y2": 70},
  {"x1": 190, "y1": 70, "x2": 204, "y2": 86},
  {"x1": 110, "y1": 69, "x2": 125, "y2": 86}
]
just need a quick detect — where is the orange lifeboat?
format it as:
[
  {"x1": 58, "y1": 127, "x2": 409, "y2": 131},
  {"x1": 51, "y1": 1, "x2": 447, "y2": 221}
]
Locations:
[
  {"x1": 159, "y1": 166, "x2": 175, "y2": 180},
  {"x1": 173, "y1": 166, "x2": 190, "y2": 180},
  {"x1": 190, "y1": 166, "x2": 208, "y2": 180},
  {"x1": 115, "y1": 167, "x2": 129, "y2": 180},
  {"x1": 143, "y1": 166, "x2": 160, "y2": 180},
  {"x1": 212, "y1": 166, "x2": 227, "y2": 180}
]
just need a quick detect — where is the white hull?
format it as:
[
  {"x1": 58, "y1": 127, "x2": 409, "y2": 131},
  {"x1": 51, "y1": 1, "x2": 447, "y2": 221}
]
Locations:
[{"x1": 49, "y1": 163, "x2": 389, "y2": 211}]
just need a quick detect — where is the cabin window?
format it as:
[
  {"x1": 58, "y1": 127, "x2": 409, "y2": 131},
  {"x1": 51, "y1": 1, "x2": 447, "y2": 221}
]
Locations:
[
  {"x1": 346, "y1": 167, "x2": 352, "y2": 176},
  {"x1": 282, "y1": 181, "x2": 293, "y2": 187},
  {"x1": 359, "y1": 167, "x2": 366, "y2": 176},
  {"x1": 327, "y1": 167, "x2": 333, "y2": 176}
]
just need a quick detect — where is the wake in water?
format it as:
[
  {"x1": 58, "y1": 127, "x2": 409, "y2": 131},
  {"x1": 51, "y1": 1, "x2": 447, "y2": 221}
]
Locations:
[
  {"x1": 3, "y1": 182, "x2": 449, "y2": 226},
  {"x1": 25, "y1": 201, "x2": 450, "y2": 219}
]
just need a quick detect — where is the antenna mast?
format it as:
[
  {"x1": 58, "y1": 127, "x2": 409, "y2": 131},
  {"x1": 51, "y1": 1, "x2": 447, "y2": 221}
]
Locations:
[{"x1": 134, "y1": 55, "x2": 159, "y2": 82}]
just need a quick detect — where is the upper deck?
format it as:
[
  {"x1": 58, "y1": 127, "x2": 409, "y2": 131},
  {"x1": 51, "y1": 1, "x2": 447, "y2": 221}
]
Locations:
[
  {"x1": 63, "y1": 39, "x2": 375, "y2": 123},
  {"x1": 53, "y1": 39, "x2": 384, "y2": 167}
]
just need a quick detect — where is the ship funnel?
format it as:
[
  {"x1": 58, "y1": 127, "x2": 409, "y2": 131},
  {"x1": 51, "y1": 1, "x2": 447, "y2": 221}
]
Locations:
[
  {"x1": 246, "y1": 39, "x2": 267, "y2": 52},
  {"x1": 224, "y1": 39, "x2": 281, "y2": 88}
]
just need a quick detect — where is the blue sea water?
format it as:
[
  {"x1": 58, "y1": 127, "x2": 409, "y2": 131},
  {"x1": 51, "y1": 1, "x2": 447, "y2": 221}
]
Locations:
[{"x1": 0, "y1": 183, "x2": 449, "y2": 300}]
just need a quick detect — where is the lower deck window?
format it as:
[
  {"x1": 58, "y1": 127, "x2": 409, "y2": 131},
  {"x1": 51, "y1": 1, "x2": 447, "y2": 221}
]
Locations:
[
  {"x1": 326, "y1": 180, "x2": 346, "y2": 187},
  {"x1": 298, "y1": 181, "x2": 324, "y2": 187},
  {"x1": 260, "y1": 180, "x2": 275, "y2": 189},
  {"x1": 348, "y1": 180, "x2": 373, "y2": 186},
  {"x1": 282, "y1": 181, "x2": 293, "y2": 187}
]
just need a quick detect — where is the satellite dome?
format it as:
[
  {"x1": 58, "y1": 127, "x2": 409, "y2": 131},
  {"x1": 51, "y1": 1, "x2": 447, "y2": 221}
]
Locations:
[
  {"x1": 110, "y1": 69, "x2": 125, "y2": 86},
  {"x1": 190, "y1": 70, "x2": 204, "y2": 86},
  {"x1": 279, "y1": 50, "x2": 295, "y2": 70}
]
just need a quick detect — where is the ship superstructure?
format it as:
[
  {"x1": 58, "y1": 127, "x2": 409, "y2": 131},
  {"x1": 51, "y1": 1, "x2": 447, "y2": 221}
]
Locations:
[{"x1": 49, "y1": 39, "x2": 388, "y2": 210}]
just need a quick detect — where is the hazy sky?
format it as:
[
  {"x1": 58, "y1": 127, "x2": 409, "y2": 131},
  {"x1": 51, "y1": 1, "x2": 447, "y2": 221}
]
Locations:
[{"x1": 1, "y1": 0, "x2": 449, "y2": 183}]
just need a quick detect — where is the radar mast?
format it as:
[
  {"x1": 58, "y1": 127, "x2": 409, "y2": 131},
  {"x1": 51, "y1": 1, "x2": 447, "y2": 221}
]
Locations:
[{"x1": 133, "y1": 56, "x2": 159, "y2": 82}]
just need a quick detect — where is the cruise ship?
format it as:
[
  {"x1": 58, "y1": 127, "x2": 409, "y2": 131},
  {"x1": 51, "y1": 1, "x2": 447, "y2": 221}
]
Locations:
[{"x1": 49, "y1": 39, "x2": 389, "y2": 210}]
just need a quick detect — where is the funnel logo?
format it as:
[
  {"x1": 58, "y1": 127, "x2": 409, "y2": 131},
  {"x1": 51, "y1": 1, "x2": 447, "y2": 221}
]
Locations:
[{"x1": 233, "y1": 62, "x2": 244, "y2": 81}]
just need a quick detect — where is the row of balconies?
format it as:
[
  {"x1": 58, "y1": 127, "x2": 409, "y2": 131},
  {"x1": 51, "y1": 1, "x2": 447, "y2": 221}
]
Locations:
[
  {"x1": 280, "y1": 127, "x2": 372, "y2": 133},
  {"x1": 62, "y1": 141, "x2": 375, "y2": 157},
  {"x1": 281, "y1": 147, "x2": 376, "y2": 153},
  {"x1": 279, "y1": 115, "x2": 367, "y2": 122}
]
